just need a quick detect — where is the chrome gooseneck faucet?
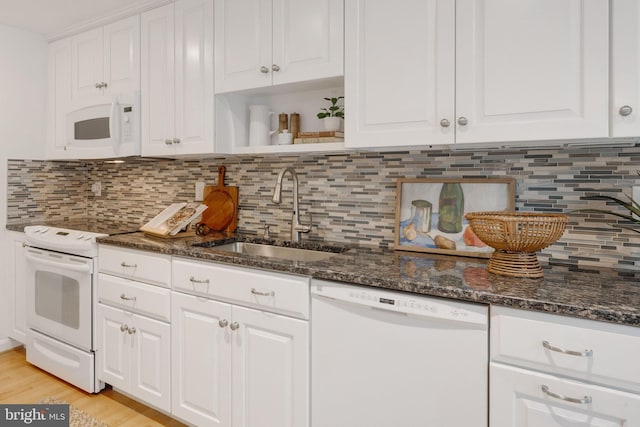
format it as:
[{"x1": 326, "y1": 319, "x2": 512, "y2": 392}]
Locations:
[{"x1": 272, "y1": 167, "x2": 312, "y2": 242}]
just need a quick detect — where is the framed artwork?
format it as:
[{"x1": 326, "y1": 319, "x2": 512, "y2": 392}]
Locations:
[{"x1": 394, "y1": 177, "x2": 516, "y2": 258}]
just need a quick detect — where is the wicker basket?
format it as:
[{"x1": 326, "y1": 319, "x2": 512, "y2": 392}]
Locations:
[{"x1": 464, "y1": 212, "x2": 568, "y2": 278}]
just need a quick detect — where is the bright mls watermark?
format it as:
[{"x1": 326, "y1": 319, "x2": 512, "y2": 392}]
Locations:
[{"x1": 0, "y1": 404, "x2": 69, "y2": 426}]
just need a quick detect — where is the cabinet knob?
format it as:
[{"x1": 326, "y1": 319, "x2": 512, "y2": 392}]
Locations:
[
  {"x1": 102, "y1": 82, "x2": 108, "y2": 89},
  {"x1": 95, "y1": 82, "x2": 101, "y2": 89},
  {"x1": 457, "y1": 116, "x2": 469, "y2": 126},
  {"x1": 229, "y1": 322, "x2": 240, "y2": 331},
  {"x1": 260, "y1": 66, "x2": 269, "y2": 74},
  {"x1": 165, "y1": 139, "x2": 173, "y2": 145},
  {"x1": 619, "y1": 105, "x2": 633, "y2": 117},
  {"x1": 120, "y1": 324, "x2": 129, "y2": 332},
  {"x1": 440, "y1": 118, "x2": 451, "y2": 128},
  {"x1": 271, "y1": 64, "x2": 280, "y2": 72},
  {"x1": 173, "y1": 137, "x2": 181, "y2": 144},
  {"x1": 127, "y1": 327, "x2": 136, "y2": 335},
  {"x1": 218, "y1": 319, "x2": 228, "y2": 328}
]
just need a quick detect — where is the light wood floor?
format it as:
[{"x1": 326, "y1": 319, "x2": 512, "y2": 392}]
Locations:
[{"x1": 0, "y1": 346, "x2": 187, "y2": 427}]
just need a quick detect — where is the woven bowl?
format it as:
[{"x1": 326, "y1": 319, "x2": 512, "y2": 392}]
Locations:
[{"x1": 464, "y1": 211, "x2": 568, "y2": 278}]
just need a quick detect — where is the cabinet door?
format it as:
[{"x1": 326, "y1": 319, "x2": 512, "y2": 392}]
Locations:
[
  {"x1": 141, "y1": 3, "x2": 176, "y2": 156},
  {"x1": 272, "y1": 0, "x2": 343, "y2": 86},
  {"x1": 214, "y1": 0, "x2": 272, "y2": 93},
  {"x1": 130, "y1": 314, "x2": 171, "y2": 412},
  {"x1": 344, "y1": 0, "x2": 455, "y2": 149},
  {"x1": 96, "y1": 304, "x2": 131, "y2": 391},
  {"x1": 455, "y1": 0, "x2": 609, "y2": 144},
  {"x1": 232, "y1": 305, "x2": 309, "y2": 427},
  {"x1": 71, "y1": 27, "x2": 104, "y2": 102},
  {"x1": 103, "y1": 15, "x2": 140, "y2": 97},
  {"x1": 491, "y1": 363, "x2": 640, "y2": 427},
  {"x1": 611, "y1": 0, "x2": 640, "y2": 137},
  {"x1": 47, "y1": 38, "x2": 72, "y2": 158},
  {"x1": 8, "y1": 236, "x2": 27, "y2": 343},
  {"x1": 174, "y1": 0, "x2": 215, "y2": 155},
  {"x1": 172, "y1": 292, "x2": 232, "y2": 427}
]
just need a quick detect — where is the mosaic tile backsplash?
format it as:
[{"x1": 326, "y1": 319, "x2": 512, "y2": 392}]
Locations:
[{"x1": 7, "y1": 142, "x2": 640, "y2": 270}]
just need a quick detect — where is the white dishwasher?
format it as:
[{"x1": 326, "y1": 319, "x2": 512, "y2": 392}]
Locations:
[{"x1": 311, "y1": 279, "x2": 488, "y2": 427}]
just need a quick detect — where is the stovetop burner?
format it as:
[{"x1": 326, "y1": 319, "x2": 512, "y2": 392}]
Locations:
[{"x1": 23, "y1": 219, "x2": 141, "y2": 257}]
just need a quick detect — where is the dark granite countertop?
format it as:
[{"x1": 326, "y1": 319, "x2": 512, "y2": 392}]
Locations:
[{"x1": 93, "y1": 231, "x2": 640, "y2": 328}]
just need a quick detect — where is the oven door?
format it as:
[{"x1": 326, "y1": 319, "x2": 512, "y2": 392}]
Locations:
[{"x1": 25, "y1": 247, "x2": 94, "y2": 351}]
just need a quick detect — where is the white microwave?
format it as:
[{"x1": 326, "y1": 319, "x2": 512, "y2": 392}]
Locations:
[{"x1": 65, "y1": 92, "x2": 140, "y2": 159}]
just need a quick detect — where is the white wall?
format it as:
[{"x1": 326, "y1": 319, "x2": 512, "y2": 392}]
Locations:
[{"x1": 0, "y1": 24, "x2": 47, "y2": 351}]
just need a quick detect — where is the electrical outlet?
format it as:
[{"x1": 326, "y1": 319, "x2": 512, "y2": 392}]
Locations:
[
  {"x1": 91, "y1": 182, "x2": 101, "y2": 197},
  {"x1": 195, "y1": 181, "x2": 206, "y2": 201}
]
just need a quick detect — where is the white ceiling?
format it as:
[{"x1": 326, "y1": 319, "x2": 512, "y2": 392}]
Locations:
[{"x1": 0, "y1": 0, "x2": 163, "y2": 38}]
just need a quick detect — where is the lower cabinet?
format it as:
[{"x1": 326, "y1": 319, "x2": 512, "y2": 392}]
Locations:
[
  {"x1": 171, "y1": 290, "x2": 309, "y2": 427},
  {"x1": 8, "y1": 232, "x2": 27, "y2": 344},
  {"x1": 491, "y1": 363, "x2": 640, "y2": 426},
  {"x1": 97, "y1": 303, "x2": 171, "y2": 412},
  {"x1": 490, "y1": 306, "x2": 640, "y2": 427}
]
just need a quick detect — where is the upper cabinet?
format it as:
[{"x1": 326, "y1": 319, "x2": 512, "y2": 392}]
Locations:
[
  {"x1": 47, "y1": 15, "x2": 141, "y2": 159},
  {"x1": 141, "y1": 0, "x2": 215, "y2": 157},
  {"x1": 345, "y1": 0, "x2": 610, "y2": 150},
  {"x1": 611, "y1": 0, "x2": 640, "y2": 137},
  {"x1": 70, "y1": 16, "x2": 140, "y2": 105},
  {"x1": 214, "y1": 0, "x2": 344, "y2": 94}
]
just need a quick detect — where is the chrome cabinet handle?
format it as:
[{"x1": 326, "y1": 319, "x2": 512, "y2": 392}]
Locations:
[
  {"x1": 173, "y1": 137, "x2": 181, "y2": 144},
  {"x1": 440, "y1": 118, "x2": 450, "y2": 128},
  {"x1": 120, "y1": 262, "x2": 137, "y2": 268},
  {"x1": 542, "y1": 340, "x2": 593, "y2": 357},
  {"x1": 260, "y1": 66, "x2": 269, "y2": 74},
  {"x1": 120, "y1": 293, "x2": 136, "y2": 302},
  {"x1": 251, "y1": 288, "x2": 275, "y2": 297},
  {"x1": 271, "y1": 64, "x2": 280, "y2": 72},
  {"x1": 127, "y1": 327, "x2": 136, "y2": 335},
  {"x1": 229, "y1": 322, "x2": 239, "y2": 331},
  {"x1": 541, "y1": 385, "x2": 592, "y2": 405},
  {"x1": 619, "y1": 105, "x2": 633, "y2": 116},
  {"x1": 219, "y1": 319, "x2": 228, "y2": 328},
  {"x1": 120, "y1": 324, "x2": 129, "y2": 332},
  {"x1": 457, "y1": 116, "x2": 469, "y2": 126},
  {"x1": 189, "y1": 276, "x2": 210, "y2": 284}
]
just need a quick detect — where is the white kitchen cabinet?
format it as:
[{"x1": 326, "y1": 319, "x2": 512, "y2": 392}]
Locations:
[
  {"x1": 345, "y1": 0, "x2": 609, "y2": 149},
  {"x1": 70, "y1": 15, "x2": 140, "y2": 103},
  {"x1": 7, "y1": 232, "x2": 27, "y2": 344},
  {"x1": 611, "y1": 0, "x2": 640, "y2": 137},
  {"x1": 214, "y1": 0, "x2": 343, "y2": 94},
  {"x1": 47, "y1": 38, "x2": 72, "y2": 158},
  {"x1": 141, "y1": 0, "x2": 215, "y2": 157},
  {"x1": 97, "y1": 304, "x2": 171, "y2": 412},
  {"x1": 490, "y1": 306, "x2": 640, "y2": 426},
  {"x1": 171, "y1": 259, "x2": 309, "y2": 427},
  {"x1": 491, "y1": 364, "x2": 640, "y2": 427},
  {"x1": 96, "y1": 245, "x2": 172, "y2": 412}
]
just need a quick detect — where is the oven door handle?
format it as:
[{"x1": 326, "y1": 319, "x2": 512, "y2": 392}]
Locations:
[{"x1": 25, "y1": 252, "x2": 91, "y2": 273}]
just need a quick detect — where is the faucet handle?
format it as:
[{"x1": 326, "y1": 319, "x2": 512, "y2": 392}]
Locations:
[
  {"x1": 300, "y1": 212, "x2": 313, "y2": 233},
  {"x1": 263, "y1": 224, "x2": 271, "y2": 239}
]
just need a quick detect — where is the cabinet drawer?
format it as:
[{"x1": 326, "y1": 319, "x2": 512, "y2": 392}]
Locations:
[
  {"x1": 99, "y1": 245, "x2": 171, "y2": 287},
  {"x1": 491, "y1": 306, "x2": 640, "y2": 393},
  {"x1": 98, "y1": 273, "x2": 171, "y2": 321},
  {"x1": 172, "y1": 257, "x2": 310, "y2": 319},
  {"x1": 490, "y1": 363, "x2": 640, "y2": 427}
]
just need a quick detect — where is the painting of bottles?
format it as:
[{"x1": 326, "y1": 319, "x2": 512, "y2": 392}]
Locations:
[{"x1": 394, "y1": 178, "x2": 516, "y2": 258}]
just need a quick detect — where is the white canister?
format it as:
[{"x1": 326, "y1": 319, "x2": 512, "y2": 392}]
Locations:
[
  {"x1": 278, "y1": 129, "x2": 293, "y2": 145},
  {"x1": 249, "y1": 105, "x2": 277, "y2": 146}
]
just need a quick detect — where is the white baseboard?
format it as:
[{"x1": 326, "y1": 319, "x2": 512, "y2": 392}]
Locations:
[{"x1": 0, "y1": 337, "x2": 22, "y2": 353}]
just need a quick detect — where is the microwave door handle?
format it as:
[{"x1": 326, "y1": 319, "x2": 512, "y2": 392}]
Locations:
[
  {"x1": 109, "y1": 97, "x2": 120, "y2": 154},
  {"x1": 25, "y1": 252, "x2": 91, "y2": 273}
]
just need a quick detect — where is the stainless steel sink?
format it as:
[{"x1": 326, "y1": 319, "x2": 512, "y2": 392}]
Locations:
[{"x1": 210, "y1": 241, "x2": 346, "y2": 262}]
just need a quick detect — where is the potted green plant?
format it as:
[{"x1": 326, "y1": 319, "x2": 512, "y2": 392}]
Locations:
[
  {"x1": 573, "y1": 194, "x2": 640, "y2": 234},
  {"x1": 317, "y1": 96, "x2": 344, "y2": 131}
]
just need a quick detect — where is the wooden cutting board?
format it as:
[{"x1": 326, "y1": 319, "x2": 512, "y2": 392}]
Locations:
[{"x1": 200, "y1": 166, "x2": 238, "y2": 232}]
